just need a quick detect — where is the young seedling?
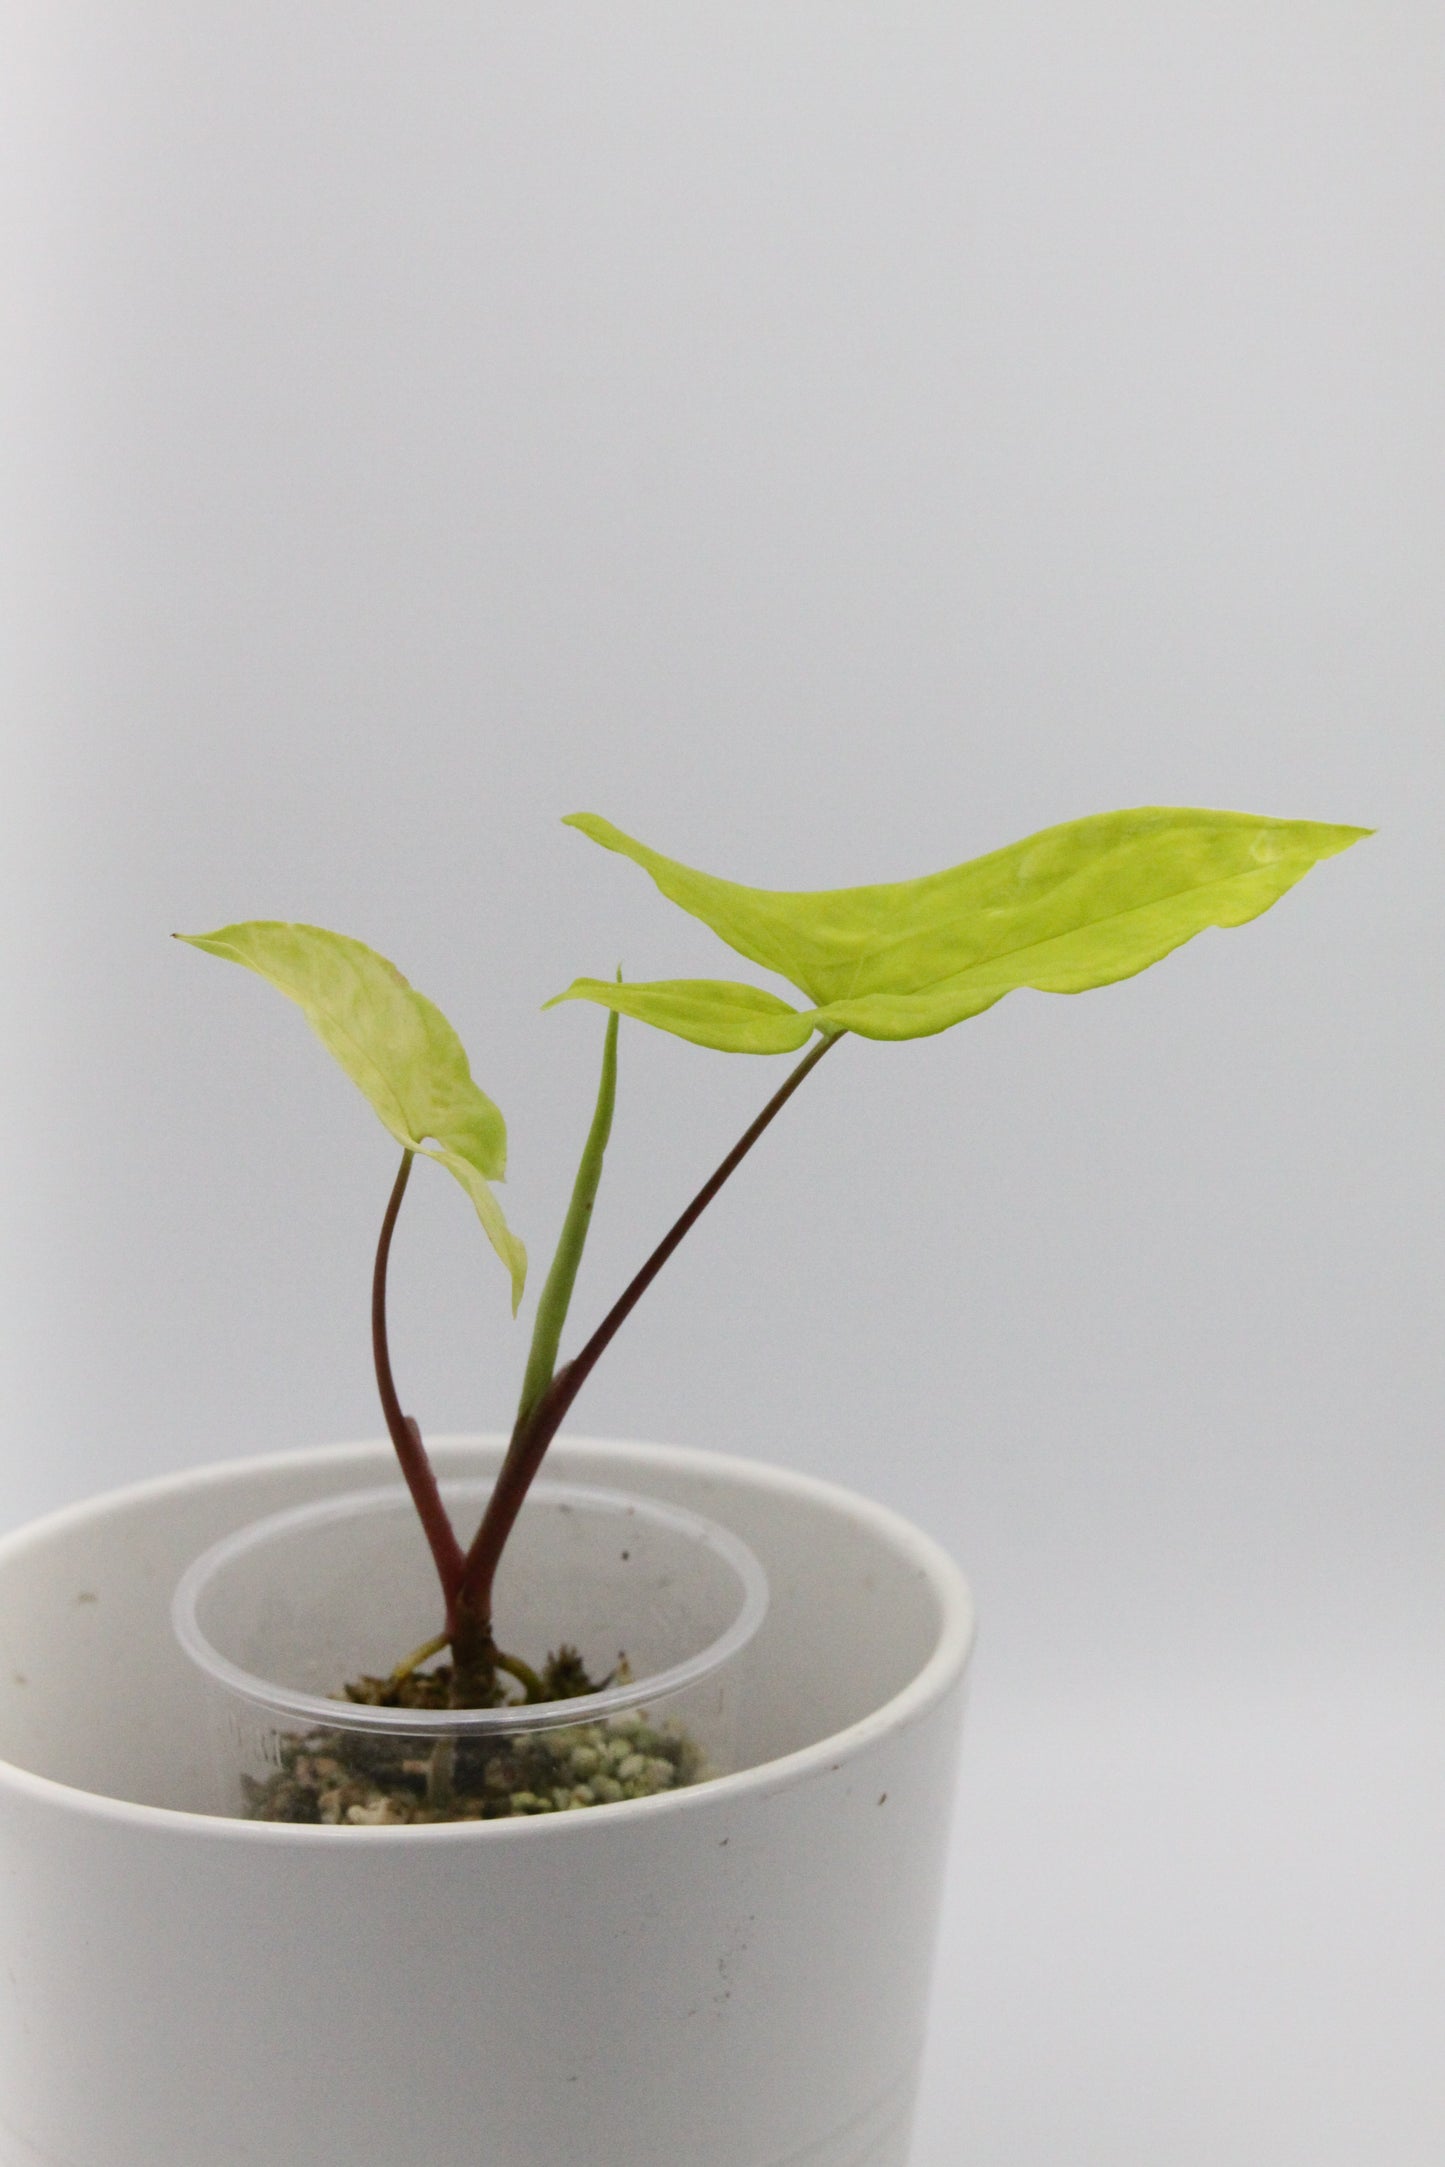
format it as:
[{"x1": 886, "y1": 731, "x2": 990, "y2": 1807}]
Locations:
[{"x1": 179, "y1": 805, "x2": 1366, "y2": 1721}]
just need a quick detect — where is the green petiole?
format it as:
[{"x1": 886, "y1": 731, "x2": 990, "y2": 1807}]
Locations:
[{"x1": 515, "y1": 1002, "x2": 619, "y2": 1429}]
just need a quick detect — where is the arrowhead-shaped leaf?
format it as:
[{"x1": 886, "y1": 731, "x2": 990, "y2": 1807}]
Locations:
[
  {"x1": 176, "y1": 921, "x2": 526, "y2": 1308},
  {"x1": 547, "y1": 977, "x2": 816, "y2": 1055},
  {"x1": 550, "y1": 808, "x2": 1370, "y2": 1050}
]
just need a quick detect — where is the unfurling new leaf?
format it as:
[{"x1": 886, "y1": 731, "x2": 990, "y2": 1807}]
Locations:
[
  {"x1": 548, "y1": 808, "x2": 1370, "y2": 1051},
  {"x1": 175, "y1": 921, "x2": 526, "y2": 1309}
]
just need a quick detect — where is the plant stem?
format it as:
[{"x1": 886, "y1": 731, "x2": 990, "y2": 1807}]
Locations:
[
  {"x1": 388, "y1": 1630, "x2": 450, "y2": 1688},
  {"x1": 494, "y1": 1650, "x2": 548, "y2": 1702},
  {"x1": 455, "y1": 1028, "x2": 841, "y2": 1620},
  {"x1": 373, "y1": 1148, "x2": 465, "y2": 1613},
  {"x1": 558, "y1": 1029, "x2": 840, "y2": 1405},
  {"x1": 448, "y1": 1009, "x2": 620, "y2": 1644},
  {"x1": 515, "y1": 1006, "x2": 619, "y2": 1427}
]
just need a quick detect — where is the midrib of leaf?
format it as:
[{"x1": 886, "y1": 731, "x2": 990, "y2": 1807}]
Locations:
[
  {"x1": 825, "y1": 850, "x2": 1313, "y2": 1009},
  {"x1": 940, "y1": 858, "x2": 1297, "y2": 970}
]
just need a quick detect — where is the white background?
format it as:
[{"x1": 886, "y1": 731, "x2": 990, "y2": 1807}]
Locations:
[{"x1": 3, "y1": 7, "x2": 1441, "y2": 2159}]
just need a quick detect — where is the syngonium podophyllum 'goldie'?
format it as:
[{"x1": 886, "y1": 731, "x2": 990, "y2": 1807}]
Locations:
[
  {"x1": 547, "y1": 807, "x2": 1365, "y2": 1048},
  {"x1": 180, "y1": 805, "x2": 1367, "y2": 1695}
]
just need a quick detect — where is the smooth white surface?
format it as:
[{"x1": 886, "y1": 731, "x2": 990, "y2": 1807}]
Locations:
[
  {"x1": 3, "y1": 7, "x2": 1441, "y2": 2158},
  {"x1": 0, "y1": 1437, "x2": 972, "y2": 2167}
]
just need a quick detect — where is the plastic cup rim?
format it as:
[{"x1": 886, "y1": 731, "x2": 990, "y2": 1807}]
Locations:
[{"x1": 171, "y1": 1477, "x2": 770, "y2": 1736}]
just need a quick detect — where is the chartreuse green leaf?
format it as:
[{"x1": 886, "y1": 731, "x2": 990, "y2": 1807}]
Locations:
[
  {"x1": 175, "y1": 922, "x2": 526, "y2": 1309},
  {"x1": 549, "y1": 808, "x2": 1370, "y2": 1050},
  {"x1": 553, "y1": 977, "x2": 816, "y2": 1055}
]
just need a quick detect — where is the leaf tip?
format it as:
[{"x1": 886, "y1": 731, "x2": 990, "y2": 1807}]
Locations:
[
  {"x1": 1307, "y1": 820, "x2": 1375, "y2": 863},
  {"x1": 562, "y1": 811, "x2": 622, "y2": 850},
  {"x1": 173, "y1": 929, "x2": 227, "y2": 958}
]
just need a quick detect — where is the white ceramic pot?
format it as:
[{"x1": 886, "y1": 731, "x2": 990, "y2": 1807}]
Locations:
[{"x1": 0, "y1": 1435, "x2": 974, "y2": 2167}]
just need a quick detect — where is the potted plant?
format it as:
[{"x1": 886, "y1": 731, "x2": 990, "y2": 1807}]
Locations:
[{"x1": 0, "y1": 807, "x2": 1365, "y2": 2167}]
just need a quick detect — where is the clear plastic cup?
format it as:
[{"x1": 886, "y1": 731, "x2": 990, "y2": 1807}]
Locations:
[{"x1": 172, "y1": 1479, "x2": 768, "y2": 1824}]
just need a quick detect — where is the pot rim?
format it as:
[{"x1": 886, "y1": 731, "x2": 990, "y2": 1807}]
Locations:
[{"x1": 0, "y1": 1434, "x2": 976, "y2": 1842}]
